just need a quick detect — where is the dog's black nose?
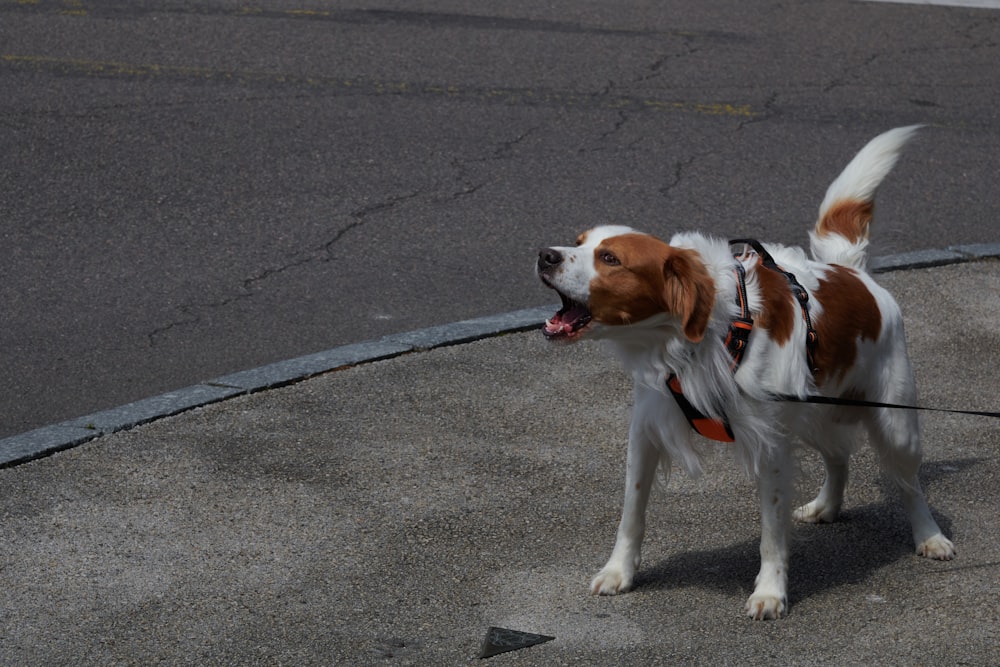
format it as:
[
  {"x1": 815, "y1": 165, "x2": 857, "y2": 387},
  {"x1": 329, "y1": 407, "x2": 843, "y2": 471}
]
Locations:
[{"x1": 537, "y1": 248, "x2": 563, "y2": 271}]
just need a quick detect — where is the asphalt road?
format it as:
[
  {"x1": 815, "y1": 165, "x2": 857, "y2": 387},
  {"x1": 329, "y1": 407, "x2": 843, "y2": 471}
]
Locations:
[{"x1": 2, "y1": 0, "x2": 999, "y2": 438}]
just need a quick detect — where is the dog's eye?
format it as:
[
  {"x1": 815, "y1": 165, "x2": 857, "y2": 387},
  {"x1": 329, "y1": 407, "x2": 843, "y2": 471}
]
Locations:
[{"x1": 599, "y1": 251, "x2": 620, "y2": 266}]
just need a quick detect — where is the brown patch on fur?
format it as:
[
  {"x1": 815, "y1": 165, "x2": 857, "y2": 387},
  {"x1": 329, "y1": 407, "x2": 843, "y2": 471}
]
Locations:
[
  {"x1": 754, "y1": 264, "x2": 797, "y2": 345},
  {"x1": 812, "y1": 266, "x2": 882, "y2": 385},
  {"x1": 588, "y1": 234, "x2": 715, "y2": 341},
  {"x1": 816, "y1": 199, "x2": 874, "y2": 243},
  {"x1": 663, "y1": 248, "x2": 716, "y2": 342}
]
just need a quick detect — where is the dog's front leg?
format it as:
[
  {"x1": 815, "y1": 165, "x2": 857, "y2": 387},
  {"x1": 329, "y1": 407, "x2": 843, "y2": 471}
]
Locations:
[
  {"x1": 591, "y1": 422, "x2": 660, "y2": 595},
  {"x1": 746, "y1": 445, "x2": 792, "y2": 620}
]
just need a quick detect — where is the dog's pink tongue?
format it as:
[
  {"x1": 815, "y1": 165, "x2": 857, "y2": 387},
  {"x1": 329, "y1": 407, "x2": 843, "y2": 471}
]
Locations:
[
  {"x1": 544, "y1": 314, "x2": 571, "y2": 336},
  {"x1": 544, "y1": 303, "x2": 589, "y2": 336}
]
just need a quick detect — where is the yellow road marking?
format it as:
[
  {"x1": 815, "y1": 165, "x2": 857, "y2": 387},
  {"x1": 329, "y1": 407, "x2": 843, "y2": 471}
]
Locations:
[{"x1": 1, "y1": 54, "x2": 756, "y2": 118}]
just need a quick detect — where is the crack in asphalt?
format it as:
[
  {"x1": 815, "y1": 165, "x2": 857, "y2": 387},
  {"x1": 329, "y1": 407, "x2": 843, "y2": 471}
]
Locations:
[
  {"x1": 592, "y1": 38, "x2": 716, "y2": 145},
  {"x1": 659, "y1": 154, "x2": 698, "y2": 199},
  {"x1": 597, "y1": 109, "x2": 630, "y2": 143},
  {"x1": 443, "y1": 126, "x2": 538, "y2": 198},
  {"x1": 144, "y1": 115, "x2": 560, "y2": 348},
  {"x1": 490, "y1": 127, "x2": 538, "y2": 160},
  {"x1": 146, "y1": 191, "x2": 421, "y2": 347},
  {"x1": 146, "y1": 117, "x2": 555, "y2": 348},
  {"x1": 737, "y1": 91, "x2": 779, "y2": 130}
]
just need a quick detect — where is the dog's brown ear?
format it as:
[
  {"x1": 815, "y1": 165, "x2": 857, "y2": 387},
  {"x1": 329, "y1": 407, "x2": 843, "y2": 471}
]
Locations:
[{"x1": 662, "y1": 247, "x2": 715, "y2": 342}]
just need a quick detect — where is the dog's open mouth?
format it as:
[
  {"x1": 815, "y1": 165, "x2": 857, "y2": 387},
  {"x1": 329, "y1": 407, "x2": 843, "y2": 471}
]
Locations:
[{"x1": 543, "y1": 292, "x2": 593, "y2": 340}]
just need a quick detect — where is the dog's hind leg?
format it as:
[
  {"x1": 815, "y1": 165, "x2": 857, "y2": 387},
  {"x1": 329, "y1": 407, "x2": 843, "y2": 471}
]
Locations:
[
  {"x1": 793, "y1": 448, "x2": 849, "y2": 524},
  {"x1": 865, "y1": 404, "x2": 956, "y2": 560},
  {"x1": 793, "y1": 423, "x2": 858, "y2": 524}
]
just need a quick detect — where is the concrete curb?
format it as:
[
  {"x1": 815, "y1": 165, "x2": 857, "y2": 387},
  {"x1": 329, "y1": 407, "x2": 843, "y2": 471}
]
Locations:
[
  {"x1": 869, "y1": 242, "x2": 1000, "y2": 271},
  {"x1": 2, "y1": 245, "x2": 998, "y2": 468},
  {"x1": 0, "y1": 306, "x2": 554, "y2": 467}
]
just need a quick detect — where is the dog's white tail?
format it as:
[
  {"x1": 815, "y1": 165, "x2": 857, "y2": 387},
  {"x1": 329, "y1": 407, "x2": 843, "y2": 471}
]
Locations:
[{"x1": 809, "y1": 125, "x2": 921, "y2": 269}]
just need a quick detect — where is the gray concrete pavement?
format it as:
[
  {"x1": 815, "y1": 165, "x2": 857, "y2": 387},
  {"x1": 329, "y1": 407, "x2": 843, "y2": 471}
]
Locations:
[{"x1": 2, "y1": 259, "x2": 999, "y2": 666}]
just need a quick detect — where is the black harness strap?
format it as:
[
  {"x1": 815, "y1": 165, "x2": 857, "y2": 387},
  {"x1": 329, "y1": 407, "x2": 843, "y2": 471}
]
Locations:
[
  {"x1": 723, "y1": 261, "x2": 754, "y2": 371},
  {"x1": 731, "y1": 238, "x2": 818, "y2": 374}
]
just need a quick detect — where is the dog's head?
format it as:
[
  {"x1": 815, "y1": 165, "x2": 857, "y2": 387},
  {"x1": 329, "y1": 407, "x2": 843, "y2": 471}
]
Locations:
[{"x1": 536, "y1": 225, "x2": 716, "y2": 343}]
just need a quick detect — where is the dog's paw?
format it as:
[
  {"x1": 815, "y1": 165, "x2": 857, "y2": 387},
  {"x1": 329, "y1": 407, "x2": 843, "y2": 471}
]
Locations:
[
  {"x1": 792, "y1": 499, "x2": 839, "y2": 524},
  {"x1": 590, "y1": 566, "x2": 634, "y2": 596},
  {"x1": 917, "y1": 533, "x2": 956, "y2": 560},
  {"x1": 745, "y1": 593, "x2": 787, "y2": 620}
]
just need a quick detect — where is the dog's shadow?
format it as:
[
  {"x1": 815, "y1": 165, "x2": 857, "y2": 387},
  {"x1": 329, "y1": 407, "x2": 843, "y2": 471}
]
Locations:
[{"x1": 633, "y1": 458, "x2": 974, "y2": 603}]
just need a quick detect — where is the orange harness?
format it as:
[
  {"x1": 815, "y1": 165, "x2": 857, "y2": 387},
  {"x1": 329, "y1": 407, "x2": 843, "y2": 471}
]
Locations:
[{"x1": 666, "y1": 240, "x2": 816, "y2": 442}]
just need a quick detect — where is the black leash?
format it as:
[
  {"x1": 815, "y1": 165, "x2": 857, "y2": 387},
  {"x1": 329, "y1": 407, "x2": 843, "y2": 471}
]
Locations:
[{"x1": 773, "y1": 393, "x2": 1000, "y2": 420}]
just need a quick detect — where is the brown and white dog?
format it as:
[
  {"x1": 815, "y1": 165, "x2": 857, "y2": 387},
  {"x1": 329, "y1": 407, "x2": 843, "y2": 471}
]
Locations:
[{"x1": 536, "y1": 126, "x2": 955, "y2": 620}]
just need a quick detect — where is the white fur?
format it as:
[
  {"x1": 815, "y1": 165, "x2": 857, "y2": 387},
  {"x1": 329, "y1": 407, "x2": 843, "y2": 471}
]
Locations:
[
  {"x1": 810, "y1": 124, "x2": 922, "y2": 270},
  {"x1": 539, "y1": 127, "x2": 955, "y2": 620}
]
